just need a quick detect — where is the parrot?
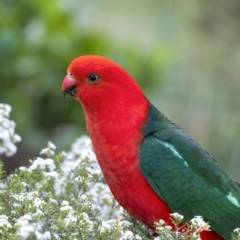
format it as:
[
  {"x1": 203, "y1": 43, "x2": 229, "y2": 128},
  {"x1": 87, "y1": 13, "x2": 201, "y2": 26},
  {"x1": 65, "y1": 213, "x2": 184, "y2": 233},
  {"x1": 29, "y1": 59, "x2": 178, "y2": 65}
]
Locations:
[{"x1": 62, "y1": 55, "x2": 240, "y2": 240}]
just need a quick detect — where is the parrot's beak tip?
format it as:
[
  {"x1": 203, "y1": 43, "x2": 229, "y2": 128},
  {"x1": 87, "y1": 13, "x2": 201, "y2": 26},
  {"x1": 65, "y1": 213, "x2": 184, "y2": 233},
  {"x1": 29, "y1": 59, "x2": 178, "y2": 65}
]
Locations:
[{"x1": 62, "y1": 85, "x2": 78, "y2": 98}]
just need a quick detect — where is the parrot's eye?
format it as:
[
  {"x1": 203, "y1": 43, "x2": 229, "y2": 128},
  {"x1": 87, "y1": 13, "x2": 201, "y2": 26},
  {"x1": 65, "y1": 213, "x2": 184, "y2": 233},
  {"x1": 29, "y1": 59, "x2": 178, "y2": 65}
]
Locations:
[{"x1": 88, "y1": 74, "x2": 100, "y2": 83}]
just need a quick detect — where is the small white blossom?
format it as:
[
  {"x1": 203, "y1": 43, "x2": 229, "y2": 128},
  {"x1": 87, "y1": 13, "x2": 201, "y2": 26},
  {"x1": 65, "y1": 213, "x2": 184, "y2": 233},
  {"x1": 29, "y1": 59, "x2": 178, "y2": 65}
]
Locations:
[
  {"x1": 78, "y1": 212, "x2": 94, "y2": 231},
  {"x1": 44, "y1": 171, "x2": 59, "y2": 179},
  {"x1": 0, "y1": 215, "x2": 12, "y2": 230},
  {"x1": 60, "y1": 200, "x2": 72, "y2": 212},
  {"x1": 26, "y1": 191, "x2": 39, "y2": 201},
  {"x1": 40, "y1": 141, "x2": 56, "y2": 157},
  {"x1": 190, "y1": 216, "x2": 207, "y2": 229},
  {"x1": 156, "y1": 225, "x2": 172, "y2": 231},
  {"x1": 60, "y1": 205, "x2": 72, "y2": 212},
  {"x1": 0, "y1": 104, "x2": 11, "y2": 117},
  {"x1": 12, "y1": 203, "x2": 21, "y2": 208},
  {"x1": 119, "y1": 218, "x2": 132, "y2": 228},
  {"x1": 61, "y1": 200, "x2": 70, "y2": 206},
  {"x1": 15, "y1": 214, "x2": 34, "y2": 239},
  {"x1": 233, "y1": 228, "x2": 240, "y2": 238},
  {"x1": 19, "y1": 166, "x2": 28, "y2": 171},
  {"x1": 35, "y1": 231, "x2": 51, "y2": 240},
  {"x1": 120, "y1": 230, "x2": 142, "y2": 240},
  {"x1": 12, "y1": 191, "x2": 39, "y2": 203},
  {"x1": 29, "y1": 157, "x2": 56, "y2": 172},
  {"x1": 34, "y1": 197, "x2": 46, "y2": 208},
  {"x1": 64, "y1": 211, "x2": 78, "y2": 226},
  {"x1": 61, "y1": 151, "x2": 67, "y2": 157},
  {"x1": 49, "y1": 198, "x2": 58, "y2": 204},
  {"x1": 48, "y1": 141, "x2": 56, "y2": 150},
  {"x1": 170, "y1": 212, "x2": 184, "y2": 222},
  {"x1": 158, "y1": 219, "x2": 165, "y2": 226},
  {"x1": 101, "y1": 220, "x2": 114, "y2": 232}
]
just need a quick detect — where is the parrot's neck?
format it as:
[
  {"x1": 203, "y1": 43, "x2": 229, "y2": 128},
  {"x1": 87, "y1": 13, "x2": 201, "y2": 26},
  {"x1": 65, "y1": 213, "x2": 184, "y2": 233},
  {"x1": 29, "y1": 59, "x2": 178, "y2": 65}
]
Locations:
[{"x1": 82, "y1": 96, "x2": 149, "y2": 182}]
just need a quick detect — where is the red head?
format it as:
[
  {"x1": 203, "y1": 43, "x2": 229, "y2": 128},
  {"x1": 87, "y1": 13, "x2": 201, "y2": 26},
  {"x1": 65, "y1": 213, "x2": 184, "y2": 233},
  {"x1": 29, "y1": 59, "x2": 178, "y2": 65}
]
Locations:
[{"x1": 62, "y1": 55, "x2": 148, "y2": 118}]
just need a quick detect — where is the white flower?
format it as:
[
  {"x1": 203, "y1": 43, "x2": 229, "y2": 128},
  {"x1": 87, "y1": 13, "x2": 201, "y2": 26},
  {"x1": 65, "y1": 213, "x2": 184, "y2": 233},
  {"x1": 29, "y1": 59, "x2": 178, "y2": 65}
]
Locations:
[
  {"x1": 234, "y1": 228, "x2": 240, "y2": 238},
  {"x1": 64, "y1": 211, "x2": 78, "y2": 226},
  {"x1": 158, "y1": 219, "x2": 165, "y2": 226},
  {"x1": 35, "y1": 231, "x2": 51, "y2": 240},
  {"x1": 0, "y1": 104, "x2": 21, "y2": 156},
  {"x1": 15, "y1": 214, "x2": 34, "y2": 239},
  {"x1": 44, "y1": 171, "x2": 59, "y2": 179},
  {"x1": 29, "y1": 157, "x2": 56, "y2": 172},
  {"x1": 78, "y1": 212, "x2": 94, "y2": 231},
  {"x1": 190, "y1": 216, "x2": 206, "y2": 229},
  {"x1": 34, "y1": 197, "x2": 46, "y2": 208},
  {"x1": 120, "y1": 230, "x2": 142, "y2": 240},
  {"x1": 48, "y1": 141, "x2": 56, "y2": 150},
  {"x1": 60, "y1": 200, "x2": 73, "y2": 212},
  {"x1": 40, "y1": 141, "x2": 56, "y2": 157},
  {"x1": 0, "y1": 104, "x2": 11, "y2": 118},
  {"x1": 49, "y1": 198, "x2": 58, "y2": 204},
  {"x1": 0, "y1": 215, "x2": 12, "y2": 230},
  {"x1": 170, "y1": 212, "x2": 184, "y2": 222}
]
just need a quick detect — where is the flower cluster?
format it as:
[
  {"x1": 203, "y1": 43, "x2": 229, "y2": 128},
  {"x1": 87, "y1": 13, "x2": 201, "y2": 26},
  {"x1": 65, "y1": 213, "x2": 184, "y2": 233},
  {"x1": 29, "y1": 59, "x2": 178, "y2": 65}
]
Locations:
[
  {"x1": 0, "y1": 104, "x2": 21, "y2": 156},
  {"x1": 154, "y1": 214, "x2": 210, "y2": 240},
  {"x1": 0, "y1": 134, "x2": 148, "y2": 239}
]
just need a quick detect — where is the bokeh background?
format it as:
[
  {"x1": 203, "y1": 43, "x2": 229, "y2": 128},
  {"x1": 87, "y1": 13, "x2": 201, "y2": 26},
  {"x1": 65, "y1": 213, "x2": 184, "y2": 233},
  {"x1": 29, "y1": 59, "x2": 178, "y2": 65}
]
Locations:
[{"x1": 1, "y1": 0, "x2": 240, "y2": 181}]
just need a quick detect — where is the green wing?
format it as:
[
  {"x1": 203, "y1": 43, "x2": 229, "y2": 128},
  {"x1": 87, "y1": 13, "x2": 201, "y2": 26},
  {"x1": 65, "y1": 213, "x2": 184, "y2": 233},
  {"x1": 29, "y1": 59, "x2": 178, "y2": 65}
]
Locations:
[{"x1": 140, "y1": 104, "x2": 240, "y2": 240}]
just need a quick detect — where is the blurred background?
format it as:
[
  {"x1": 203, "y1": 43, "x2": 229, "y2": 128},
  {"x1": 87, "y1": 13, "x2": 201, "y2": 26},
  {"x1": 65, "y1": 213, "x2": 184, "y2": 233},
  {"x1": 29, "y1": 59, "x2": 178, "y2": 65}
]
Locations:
[{"x1": 1, "y1": 0, "x2": 240, "y2": 181}]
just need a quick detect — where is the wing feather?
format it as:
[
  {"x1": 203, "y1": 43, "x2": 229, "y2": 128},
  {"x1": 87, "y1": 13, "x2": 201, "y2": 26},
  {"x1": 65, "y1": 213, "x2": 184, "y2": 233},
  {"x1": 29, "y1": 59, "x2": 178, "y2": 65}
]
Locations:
[{"x1": 140, "y1": 104, "x2": 240, "y2": 239}]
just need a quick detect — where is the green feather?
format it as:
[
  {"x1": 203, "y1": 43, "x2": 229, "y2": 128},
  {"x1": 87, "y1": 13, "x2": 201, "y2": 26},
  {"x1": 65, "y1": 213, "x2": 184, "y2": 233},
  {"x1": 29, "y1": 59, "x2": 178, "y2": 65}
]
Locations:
[{"x1": 140, "y1": 103, "x2": 240, "y2": 240}]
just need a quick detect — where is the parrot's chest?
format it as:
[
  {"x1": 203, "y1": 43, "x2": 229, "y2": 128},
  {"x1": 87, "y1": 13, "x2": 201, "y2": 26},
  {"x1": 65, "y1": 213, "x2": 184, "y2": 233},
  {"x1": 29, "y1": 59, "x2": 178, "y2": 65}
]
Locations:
[
  {"x1": 87, "y1": 118, "x2": 172, "y2": 227},
  {"x1": 91, "y1": 138, "x2": 173, "y2": 228}
]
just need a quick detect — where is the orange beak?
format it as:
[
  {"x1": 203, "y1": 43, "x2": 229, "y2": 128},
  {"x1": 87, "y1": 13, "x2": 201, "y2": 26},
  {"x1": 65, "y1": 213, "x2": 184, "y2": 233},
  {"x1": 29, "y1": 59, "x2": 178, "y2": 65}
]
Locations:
[{"x1": 62, "y1": 74, "x2": 77, "y2": 98}]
